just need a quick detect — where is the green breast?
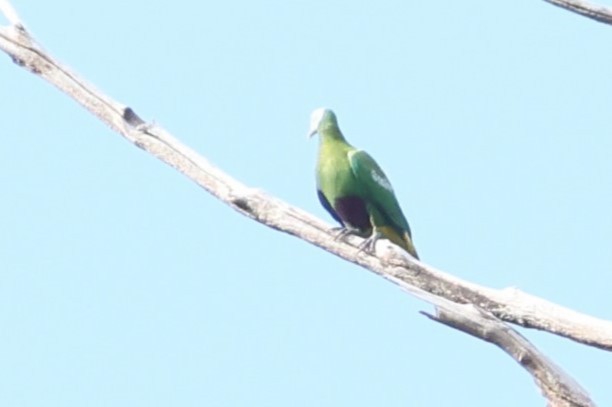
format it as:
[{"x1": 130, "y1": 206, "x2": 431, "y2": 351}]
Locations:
[{"x1": 316, "y1": 139, "x2": 361, "y2": 204}]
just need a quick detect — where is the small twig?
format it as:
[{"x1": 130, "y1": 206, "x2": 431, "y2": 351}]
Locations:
[
  {"x1": 422, "y1": 304, "x2": 595, "y2": 407},
  {"x1": 390, "y1": 278, "x2": 596, "y2": 406},
  {"x1": 544, "y1": 0, "x2": 612, "y2": 25},
  {"x1": 402, "y1": 284, "x2": 593, "y2": 406}
]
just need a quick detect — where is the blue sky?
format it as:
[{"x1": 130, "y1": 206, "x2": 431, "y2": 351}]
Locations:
[{"x1": 2, "y1": 1, "x2": 611, "y2": 405}]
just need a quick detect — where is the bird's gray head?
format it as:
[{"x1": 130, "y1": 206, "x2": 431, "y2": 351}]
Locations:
[{"x1": 308, "y1": 108, "x2": 338, "y2": 138}]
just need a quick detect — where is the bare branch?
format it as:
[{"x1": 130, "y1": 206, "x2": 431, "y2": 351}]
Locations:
[
  {"x1": 544, "y1": 0, "x2": 612, "y2": 24},
  {"x1": 382, "y1": 277, "x2": 597, "y2": 405},
  {"x1": 411, "y1": 284, "x2": 595, "y2": 407},
  {"x1": 0, "y1": 5, "x2": 608, "y2": 405},
  {"x1": 421, "y1": 305, "x2": 594, "y2": 407},
  {"x1": 0, "y1": 1, "x2": 611, "y2": 352}
]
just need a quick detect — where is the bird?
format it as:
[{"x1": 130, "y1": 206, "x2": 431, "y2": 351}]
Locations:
[{"x1": 308, "y1": 108, "x2": 419, "y2": 259}]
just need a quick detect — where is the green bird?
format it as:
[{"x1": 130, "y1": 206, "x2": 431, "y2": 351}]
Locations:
[{"x1": 308, "y1": 108, "x2": 419, "y2": 259}]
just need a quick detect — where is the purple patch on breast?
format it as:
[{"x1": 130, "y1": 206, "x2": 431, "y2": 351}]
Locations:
[{"x1": 334, "y1": 196, "x2": 371, "y2": 230}]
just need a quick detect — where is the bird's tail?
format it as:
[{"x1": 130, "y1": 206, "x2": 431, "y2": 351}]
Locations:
[
  {"x1": 378, "y1": 226, "x2": 419, "y2": 259},
  {"x1": 401, "y1": 232, "x2": 419, "y2": 260}
]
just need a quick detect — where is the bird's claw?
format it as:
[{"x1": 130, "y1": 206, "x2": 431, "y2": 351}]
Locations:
[
  {"x1": 330, "y1": 227, "x2": 359, "y2": 241},
  {"x1": 329, "y1": 227, "x2": 380, "y2": 254},
  {"x1": 356, "y1": 232, "x2": 381, "y2": 254}
]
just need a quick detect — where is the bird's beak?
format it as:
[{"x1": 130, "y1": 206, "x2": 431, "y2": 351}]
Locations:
[{"x1": 307, "y1": 128, "x2": 317, "y2": 139}]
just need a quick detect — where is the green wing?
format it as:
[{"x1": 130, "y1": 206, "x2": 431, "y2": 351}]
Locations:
[{"x1": 348, "y1": 150, "x2": 413, "y2": 237}]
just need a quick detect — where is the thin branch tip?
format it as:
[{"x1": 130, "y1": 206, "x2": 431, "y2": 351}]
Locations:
[{"x1": 544, "y1": 0, "x2": 612, "y2": 25}]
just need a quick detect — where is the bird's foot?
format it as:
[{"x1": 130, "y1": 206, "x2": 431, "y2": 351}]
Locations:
[
  {"x1": 330, "y1": 226, "x2": 361, "y2": 241},
  {"x1": 357, "y1": 232, "x2": 381, "y2": 254}
]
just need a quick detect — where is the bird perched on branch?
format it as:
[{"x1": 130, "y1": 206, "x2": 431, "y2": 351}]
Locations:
[{"x1": 308, "y1": 108, "x2": 419, "y2": 259}]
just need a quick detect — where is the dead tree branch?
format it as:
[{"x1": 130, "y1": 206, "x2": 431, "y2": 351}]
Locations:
[
  {"x1": 421, "y1": 303, "x2": 594, "y2": 406},
  {"x1": 544, "y1": 0, "x2": 612, "y2": 24},
  {"x1": 406, "y1": 282, "x2": 595, "y2": 407},
  {"x1": 0, "y1": 3, "x2": 607, "y2": 406},
  {"x1": 0, "y1": 6, "x2": 610, "y2": 354}
]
